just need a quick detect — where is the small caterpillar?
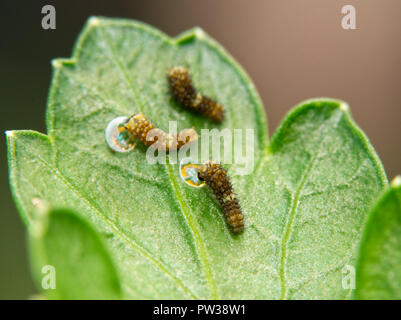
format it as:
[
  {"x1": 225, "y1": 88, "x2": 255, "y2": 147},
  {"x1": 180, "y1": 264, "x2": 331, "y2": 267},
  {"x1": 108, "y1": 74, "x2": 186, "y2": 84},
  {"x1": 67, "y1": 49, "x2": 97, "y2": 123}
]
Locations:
[
  {"x1": 118, "y1": 113, "x2": 198, "y2": 151},
  {"x1": 198, "y1": 161, "x2": 244, "y2": 233},
  {"x1": 167, "y1": 66, "x2": 224, "y2": 122}
]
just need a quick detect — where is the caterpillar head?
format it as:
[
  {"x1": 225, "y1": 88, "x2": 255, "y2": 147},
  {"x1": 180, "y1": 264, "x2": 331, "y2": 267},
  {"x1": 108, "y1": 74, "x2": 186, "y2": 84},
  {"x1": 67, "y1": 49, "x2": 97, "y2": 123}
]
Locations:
[
  {"x1": 167, "y1": 66, "x2": 189, "y2": 79},
  {"x1": 198, "y1": 161, "x2": 220, "y2": 181},
  {"x1": 178, "y1": 127, "x2": 199, "y2": 146}
]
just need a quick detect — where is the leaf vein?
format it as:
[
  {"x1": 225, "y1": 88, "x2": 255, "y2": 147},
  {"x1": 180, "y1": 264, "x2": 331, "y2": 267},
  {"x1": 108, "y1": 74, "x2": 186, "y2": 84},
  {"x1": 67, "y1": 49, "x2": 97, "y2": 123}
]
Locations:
[
  {"x1": 33, "y1": 151, "x2": 199, "y2": 299},
  {"x1": 165, "y1": 160, "x2": 218, "y2": 299},
  {"x1": 279, "y1": 152, "x2": 320, "y2": 300}
]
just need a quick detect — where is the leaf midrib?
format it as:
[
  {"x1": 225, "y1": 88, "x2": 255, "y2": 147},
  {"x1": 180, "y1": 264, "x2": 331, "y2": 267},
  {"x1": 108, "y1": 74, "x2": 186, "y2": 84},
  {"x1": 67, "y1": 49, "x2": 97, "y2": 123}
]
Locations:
[
  {"x1": 165, "y1": 159, "x2": 218, "y2": 299},
  {"x1": 279, "y1": 153, "x2": 319, "y2": 300},
  {"x1": 97, "y1": 26, "x2": 217, "y2": 299}
]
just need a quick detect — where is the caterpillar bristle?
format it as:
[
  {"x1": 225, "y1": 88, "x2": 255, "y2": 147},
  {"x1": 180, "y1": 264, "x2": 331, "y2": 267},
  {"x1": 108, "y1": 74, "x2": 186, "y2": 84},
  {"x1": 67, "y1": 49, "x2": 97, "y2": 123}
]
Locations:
[
  {"x1": 198, "y1": 161, "x2": 244, "y2": 233},
  {"x1": 167, "y1": 67, "x2": 224, "y2": 122}
]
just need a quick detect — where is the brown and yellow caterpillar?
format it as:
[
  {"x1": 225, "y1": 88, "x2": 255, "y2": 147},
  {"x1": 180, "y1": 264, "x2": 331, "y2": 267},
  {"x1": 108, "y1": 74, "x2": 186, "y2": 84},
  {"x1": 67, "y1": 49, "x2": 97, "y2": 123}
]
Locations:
[
  {"x1": 167, "y1": 66, "x2": 224, "y2": 122},
  {"x1": 198, "y1": 161, "x2": 244, "y2": 233},
  {"x1": 118, "y1": 113, "x2": 198, "y2": 151}
]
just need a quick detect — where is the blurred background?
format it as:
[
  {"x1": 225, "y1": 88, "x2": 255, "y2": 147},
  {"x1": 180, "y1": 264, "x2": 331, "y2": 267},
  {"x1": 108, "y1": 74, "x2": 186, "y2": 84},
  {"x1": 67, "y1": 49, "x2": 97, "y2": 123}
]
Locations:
[{"x1": 0, "y1": 0, "x2": 400, "y2": 299}]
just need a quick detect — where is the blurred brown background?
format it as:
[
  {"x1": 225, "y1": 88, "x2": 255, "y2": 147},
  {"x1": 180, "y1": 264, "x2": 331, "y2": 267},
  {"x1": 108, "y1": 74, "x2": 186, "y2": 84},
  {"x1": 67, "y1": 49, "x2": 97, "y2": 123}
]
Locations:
[{"x1": 0, "y1": 0, "x2": 400, "y2": 299}]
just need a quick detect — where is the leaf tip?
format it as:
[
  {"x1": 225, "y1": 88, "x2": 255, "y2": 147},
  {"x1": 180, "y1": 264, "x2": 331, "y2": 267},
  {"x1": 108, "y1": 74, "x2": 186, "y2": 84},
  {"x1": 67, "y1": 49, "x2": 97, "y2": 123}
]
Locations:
[
  {"x1": 339, "y1": 101, "x2": 350, "y2": 113},
  {"x1": 51, "y1": 59, "x2": 62, "y2": 69},
  {"x1": 193, "y1": 26, "x2": 206, "y2": 39},
  {"x1": 5, "y1": 130, "x2": 17, "y2": 148},
  {"x1": 175, "y1": 26, "x2": 208, "y2": 45},
  {"x1": 51, "y1": 58, "x2": 76, "y2": 69},
  {"x1": 391, "y1": 175, "x2": 401, "y2": 188},
  {"x1": 27, "y1": 198, "x2": 51, "y2": 237},
  {"x1": 5, "y1": 130, "x2": 15, "y2": 138},
  {"x1": 88, "y1": 16, "x2": 101, "y2": 27},
  {"x1": 301, "y1": 98, "x2": 350, "y2": 113}
]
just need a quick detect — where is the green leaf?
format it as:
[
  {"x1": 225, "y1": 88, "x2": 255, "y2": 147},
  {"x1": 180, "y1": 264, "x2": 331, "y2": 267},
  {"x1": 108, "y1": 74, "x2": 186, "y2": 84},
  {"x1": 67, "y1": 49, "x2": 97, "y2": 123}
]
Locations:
[
  {"x1": 355, "y1": 177, "x2": 401, "y2": 299},
  {"x1": 6, "y1": 17, "x2": 387, "y2": 299},
  {"x1": 29, "y1": 207, "x2": 122, "y2": 300}
]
